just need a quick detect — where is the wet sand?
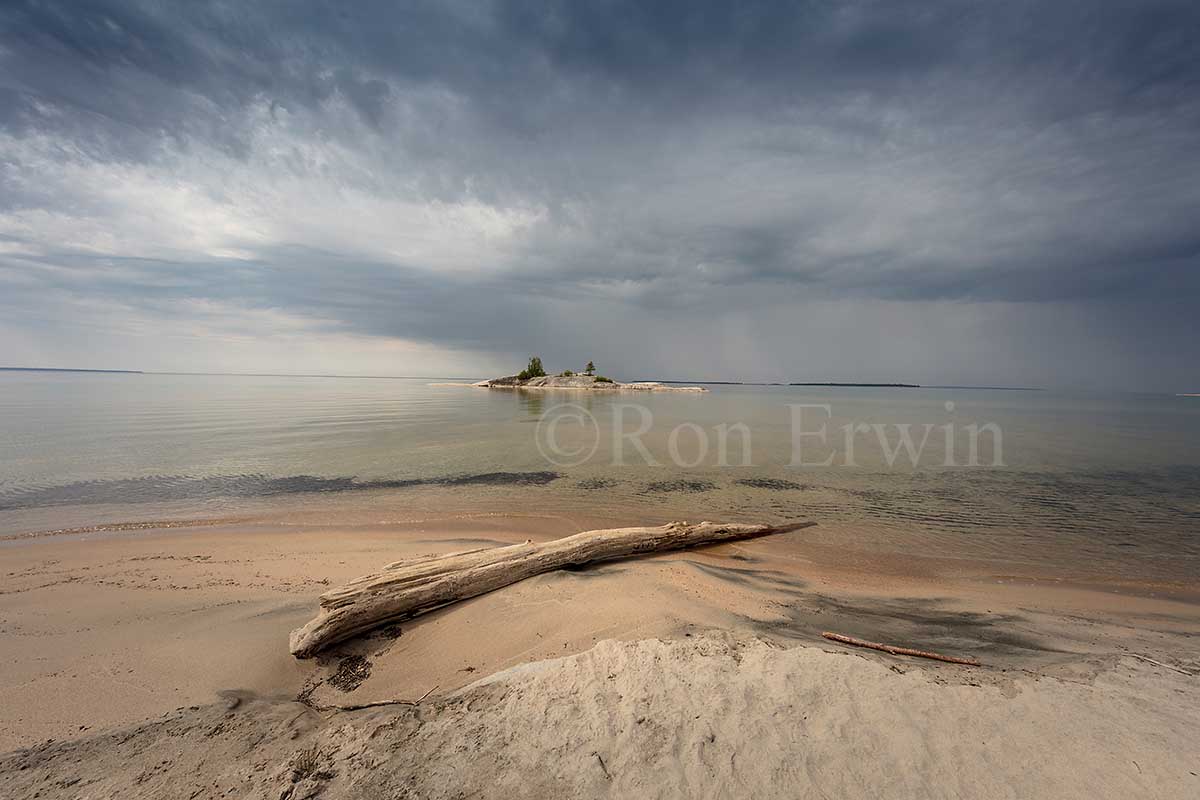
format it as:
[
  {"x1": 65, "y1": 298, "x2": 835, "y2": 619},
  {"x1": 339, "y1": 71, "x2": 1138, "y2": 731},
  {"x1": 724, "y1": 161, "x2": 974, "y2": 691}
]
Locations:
[{"x1": 2, "y1": 511, "x2": 1197, "y2": 759}]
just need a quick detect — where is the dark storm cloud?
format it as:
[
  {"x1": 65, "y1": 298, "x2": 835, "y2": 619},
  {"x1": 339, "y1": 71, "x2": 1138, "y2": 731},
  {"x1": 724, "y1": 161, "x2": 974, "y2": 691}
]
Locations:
[
  {"x1": 6, "y1": 2, "x2": 1195, "y2": 128},
  {"x1": 1, "y1": 1, "x2": 1198, "y2": 386}
]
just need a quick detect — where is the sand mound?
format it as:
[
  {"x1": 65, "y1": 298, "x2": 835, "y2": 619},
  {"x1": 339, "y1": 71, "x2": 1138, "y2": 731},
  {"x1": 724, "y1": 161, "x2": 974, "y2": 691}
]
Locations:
[{"x1": 3, "y1": 632, "x2": 1195, "y2": 799}]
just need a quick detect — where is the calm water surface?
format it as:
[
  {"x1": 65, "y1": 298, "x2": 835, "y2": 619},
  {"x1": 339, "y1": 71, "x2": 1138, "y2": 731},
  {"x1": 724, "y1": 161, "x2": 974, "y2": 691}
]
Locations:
[{"x1": 1, "y1": 372, "x2": 1197, "y2": 582}]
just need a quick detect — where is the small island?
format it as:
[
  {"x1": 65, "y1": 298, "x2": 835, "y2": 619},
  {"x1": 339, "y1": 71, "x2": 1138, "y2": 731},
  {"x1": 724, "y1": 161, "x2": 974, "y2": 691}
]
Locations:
[{"x1": 476, "y1": 357, "x2": 708, "y2": 393}]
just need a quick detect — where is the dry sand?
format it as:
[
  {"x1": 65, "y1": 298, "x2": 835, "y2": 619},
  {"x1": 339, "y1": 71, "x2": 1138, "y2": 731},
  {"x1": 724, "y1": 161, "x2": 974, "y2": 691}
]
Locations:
[
  {"x1": 1, "y1": 512, "x2": 1198, "y2": 798},
  {"x1": 4, "y1": 632, "x2": 1198, "y2": 799}
]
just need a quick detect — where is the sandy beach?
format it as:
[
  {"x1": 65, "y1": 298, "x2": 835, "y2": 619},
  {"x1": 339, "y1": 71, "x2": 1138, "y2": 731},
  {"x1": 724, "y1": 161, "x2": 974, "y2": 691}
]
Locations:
[
  {"x1": 7, "y1": 0, "x2": 1200, "y2": 794},
  {"x1": 2, "y1": 512, "x2": 1197, "y2": 798}
]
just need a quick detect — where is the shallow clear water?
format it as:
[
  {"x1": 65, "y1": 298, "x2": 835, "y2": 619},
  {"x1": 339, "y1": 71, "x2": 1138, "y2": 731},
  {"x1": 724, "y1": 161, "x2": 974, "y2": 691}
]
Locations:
[{"x1": 1, "y1": 372, "x2": 1198, "y2": 581}]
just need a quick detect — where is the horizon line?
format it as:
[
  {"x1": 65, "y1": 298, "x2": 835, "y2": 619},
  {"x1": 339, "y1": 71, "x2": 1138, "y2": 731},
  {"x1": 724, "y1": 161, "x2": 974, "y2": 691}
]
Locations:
[{"x1": 5, "y1": 367, "x2": 1193, "y2": 395}]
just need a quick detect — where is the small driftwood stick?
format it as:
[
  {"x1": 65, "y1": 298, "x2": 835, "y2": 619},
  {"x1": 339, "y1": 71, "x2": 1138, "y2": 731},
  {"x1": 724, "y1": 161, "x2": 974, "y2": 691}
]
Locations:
[
  {"x1": 290, "y1": 520, "x2": 813, "y2": 657},
  {"x1": 1127, "y1": 653, "x2": 1194, "y2": 676},
  {"x1": 311, "y1": 685, "x2": 438, "y2": 713},
  {"x1": 822, "y1": 631, "x2": 982, "y2": 667}
]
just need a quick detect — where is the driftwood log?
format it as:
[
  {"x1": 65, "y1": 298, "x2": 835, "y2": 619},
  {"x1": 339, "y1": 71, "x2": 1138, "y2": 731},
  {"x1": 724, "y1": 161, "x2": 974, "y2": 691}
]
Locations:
[
  {"x1": 290, "y1": 520, "x2": 812, "y2": 658},
  {"x1": 821, "y1": 631, "x2": 982, "y2": 666}
]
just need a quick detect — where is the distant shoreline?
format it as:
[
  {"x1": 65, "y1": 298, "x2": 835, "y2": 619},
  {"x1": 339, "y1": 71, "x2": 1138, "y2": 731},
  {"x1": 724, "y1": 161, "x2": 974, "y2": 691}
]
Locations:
[
  {"x1": 0, "y1": 367, "x2": 144, "y2": 374},
  {"x1": 790, "y1": 382, "x2": 921, "y2": 388},
  {"x1": 635, "y1": 380, "x2": 786, "y2": 386},
  {"x1": 1, "y1": 368, "x2": 483, "y2": 380},
  {"x1": 644, "y1": 379, "x2": 1045, "y2": 390}
]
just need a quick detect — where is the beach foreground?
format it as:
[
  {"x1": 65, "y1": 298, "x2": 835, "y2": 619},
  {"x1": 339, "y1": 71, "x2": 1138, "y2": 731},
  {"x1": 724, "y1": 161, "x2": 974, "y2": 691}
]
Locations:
[
  {"x1": 1, "y1": 513, "x2": 1197, "y2": 797},
  {"x1": 3, "y1": 632, "x2": 1197, "y2": 799}
]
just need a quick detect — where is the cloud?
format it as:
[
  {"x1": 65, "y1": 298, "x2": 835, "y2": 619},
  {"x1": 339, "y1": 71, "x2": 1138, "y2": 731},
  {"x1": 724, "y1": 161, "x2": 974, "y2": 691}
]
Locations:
[{"x1": 1, "y1": 1, "x2": 1198, "y2": 389}]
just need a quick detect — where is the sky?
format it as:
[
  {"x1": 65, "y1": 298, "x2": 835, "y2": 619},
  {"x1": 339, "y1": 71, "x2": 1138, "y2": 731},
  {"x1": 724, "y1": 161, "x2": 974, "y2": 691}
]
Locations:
[{"x1": 1, "y1": 1, "x2": 1197, "y2": 390}]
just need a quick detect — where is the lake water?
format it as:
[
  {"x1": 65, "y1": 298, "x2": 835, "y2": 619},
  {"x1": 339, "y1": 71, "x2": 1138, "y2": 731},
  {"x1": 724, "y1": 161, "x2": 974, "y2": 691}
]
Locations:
[{"x1": 1, "y1": 372, "x2": 1198, "y2": 583}]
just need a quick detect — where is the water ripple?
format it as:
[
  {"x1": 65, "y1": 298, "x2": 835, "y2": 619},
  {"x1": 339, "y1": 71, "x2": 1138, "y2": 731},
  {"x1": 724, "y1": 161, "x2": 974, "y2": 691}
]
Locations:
[{"x1": 0, "y1": 471, "x2": 560, "y2": 511}]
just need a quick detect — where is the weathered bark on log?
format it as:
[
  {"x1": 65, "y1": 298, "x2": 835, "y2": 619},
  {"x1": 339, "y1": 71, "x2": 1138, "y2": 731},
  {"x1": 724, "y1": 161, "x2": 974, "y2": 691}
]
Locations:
[
  {"x1": 821, "y1": 631, "x2": 982, "y2": 666},
  {"x1": 290, "y1": 520, "x2": 812, "y2": 658}
]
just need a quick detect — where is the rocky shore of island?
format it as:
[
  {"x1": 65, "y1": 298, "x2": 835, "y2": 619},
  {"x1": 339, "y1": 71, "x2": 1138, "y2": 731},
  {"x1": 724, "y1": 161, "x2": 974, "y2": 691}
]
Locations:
[
  {"x1": 477, "y1": 374, "x2": 707, "y2": 392},
  {"x1": 460, "y1": 357, "x2": 708, "y2": 392}
]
